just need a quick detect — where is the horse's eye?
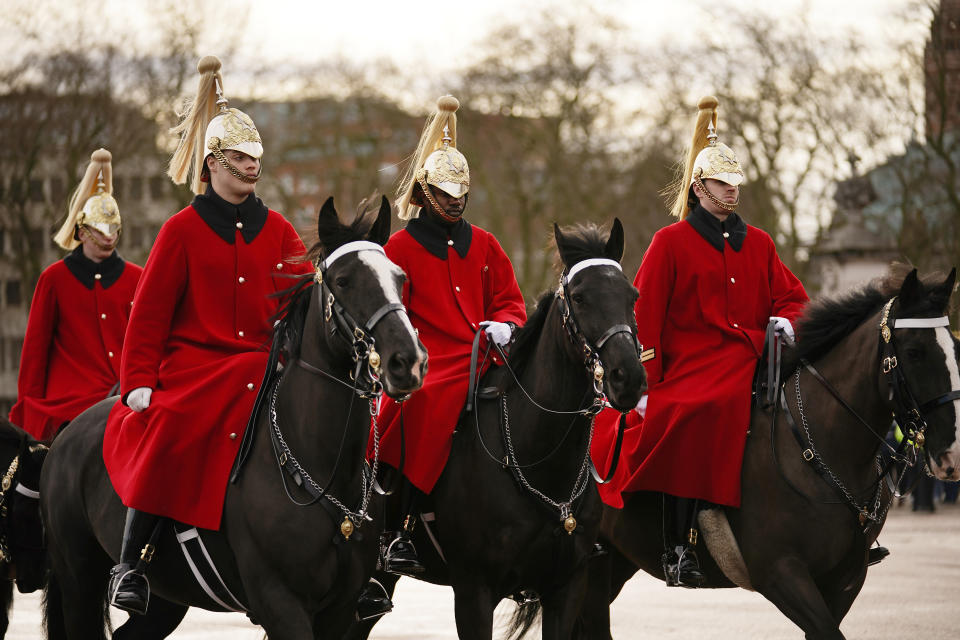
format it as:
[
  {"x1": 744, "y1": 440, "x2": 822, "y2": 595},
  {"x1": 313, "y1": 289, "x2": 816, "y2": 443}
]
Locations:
[
  {"x1": 571, "y1": 293, "x2": 585, "y2": 305},
  {"x1": 335, "y1": 276, "x2": 349, "y2": 288}
]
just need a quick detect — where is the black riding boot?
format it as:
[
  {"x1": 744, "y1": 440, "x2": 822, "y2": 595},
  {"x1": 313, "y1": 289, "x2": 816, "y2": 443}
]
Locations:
[
  {"x1": 356, "y1": 577, "x2": 394, "y2": 621},
  {"x1": 383, "y1": 482, "x2": 425, "y2": 576},
  {"x1": 661, "y1": 495, "x2": 705, "y2": 588},
  {"x1": 108, "y1": 508, "x2": 161, "y2": 615}
]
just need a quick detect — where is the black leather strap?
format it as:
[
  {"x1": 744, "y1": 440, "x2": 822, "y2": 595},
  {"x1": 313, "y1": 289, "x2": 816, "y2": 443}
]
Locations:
[{"x1": 589, "y1": 411, "x2": 627, "y2": 484}]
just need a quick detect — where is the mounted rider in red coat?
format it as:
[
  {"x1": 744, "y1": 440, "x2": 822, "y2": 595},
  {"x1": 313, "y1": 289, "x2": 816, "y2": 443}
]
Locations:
[
  {"x1": 590, "y1": 96, "x2": 808, "y2": 588},
  {"x1": 102, "y1": 56, "x2": 311, "y2": 615},
  {"x1": 11, "y1": 149, "x2": 142, "y2": 441},
  {"x1": 372, "y1": 96, "x2": 527, "y2": 577}
]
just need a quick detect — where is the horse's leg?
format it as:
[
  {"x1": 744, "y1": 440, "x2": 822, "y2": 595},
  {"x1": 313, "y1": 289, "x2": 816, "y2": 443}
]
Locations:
[
  {"x1": 576, "y1": 545, "x2": 640, "y2": 640},
  {"x1": 452, "y1": 582, "x2": 496, "y2": 640},
  {"x1": 112, "y1": 596, "x2": 188, "y2": 640},
  {"x1": 818, "y1": 563, "x2": 868, "y2": 626},
  {"x1": 540, "y1": 566, "x2": 589, "y2": 640},
  {"x1": 0, "y1": 578, "x2": 10, "y2": 638},
  {"x1": 756, "y1": 557, "x2": 845, "y2": 640}
]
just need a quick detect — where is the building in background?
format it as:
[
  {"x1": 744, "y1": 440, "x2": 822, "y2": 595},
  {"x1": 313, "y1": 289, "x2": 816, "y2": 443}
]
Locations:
[{"x1": 813, "y1": 0, "x2": 960, "y2": 297}]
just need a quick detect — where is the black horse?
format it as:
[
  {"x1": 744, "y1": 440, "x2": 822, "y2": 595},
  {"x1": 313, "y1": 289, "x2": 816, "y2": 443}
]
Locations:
[
  {"x1": 353, "y1": 220, "x2": 647, "y2": 640},
  {"x1": 0, "y1": 418, "x2": 47, "y2": 639},
  {"x1": 39, "y1": 196, "x2": 428, "y2": 639},
  {"x1": 578, "y1": 267, "x2": 959, "y2": 640}
]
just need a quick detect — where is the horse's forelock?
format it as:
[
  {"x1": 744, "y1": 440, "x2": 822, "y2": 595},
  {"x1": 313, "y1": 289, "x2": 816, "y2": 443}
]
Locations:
[
  {"x1": 306, "y1": 200, "x2": 381, "y2": 264},
  {"x1": 553, "y1": 223, "x2": 610, "y2": 271}
]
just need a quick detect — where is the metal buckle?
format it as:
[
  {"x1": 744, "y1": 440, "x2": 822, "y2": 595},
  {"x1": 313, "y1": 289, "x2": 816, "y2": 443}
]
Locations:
[
  {"x1": 882, "y1": 356, "x2": 898, "y2": 373},
  {"x1": 802, "y1": 449, "x2": 815, "y2": 462}
]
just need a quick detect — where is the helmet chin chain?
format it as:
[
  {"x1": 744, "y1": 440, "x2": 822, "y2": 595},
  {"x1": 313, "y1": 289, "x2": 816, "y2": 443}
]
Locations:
[
  {"x1": 694, "y1": 172, "x2": 738, "y2": 212},
  {"x1": 79, "y1": 225, "x2": 119, "y2": 251},
  {"x1": 417, "y1": 176, "x2": 463, "y2": 223},
  {"x1": 209, "y1": 145, "x2": 261, "y2": 185}
]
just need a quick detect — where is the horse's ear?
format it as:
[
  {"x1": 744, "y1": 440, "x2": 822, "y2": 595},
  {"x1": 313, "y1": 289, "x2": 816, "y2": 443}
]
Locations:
[
  {"x1": 317, "y1": 197, "x2": 337, "y2": 236},
  {"x1": 931, "y1": 267, "x2": 957, "y2": 311},
  {"x1": 605, "y1": 218, "x2": 624, "y2": 263},
  {"x1": 368, "y1": 196, "x2": 392, "y2": 246},
  {"x1": 554, "y1": 222, "x2": 571, "y2": 267},
  {"x1": 898, "y1": 268, "x2": 922, "y2": 308}
]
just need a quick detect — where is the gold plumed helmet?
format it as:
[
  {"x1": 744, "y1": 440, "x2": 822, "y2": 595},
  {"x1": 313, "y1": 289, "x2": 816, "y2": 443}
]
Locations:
[
  {"x1": 396, "y1": 95, "x2": 470, "y2": 221},
  {"x1": 54, "y1": 148, "x2": 121, "y2": 251},
  {"x1": 668, "y1": 96, "x2": 745, "y2": 219},
  {"x1": 167, "y1": 55, "x2": 263, "y2": 195}
]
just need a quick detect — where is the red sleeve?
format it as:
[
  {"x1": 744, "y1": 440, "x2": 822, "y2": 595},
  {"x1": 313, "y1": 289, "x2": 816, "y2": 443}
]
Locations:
[
  {"x1": 120, "y1": 222, "x2": 187, "y2": 399},
  {"x1": 14, "y1": 269, "x2": 58, "y2": 404},
  {"x1": 483, "y1": 235, "x2": 527, "y2": 326},
  {"x1": 767, "y1": 241, "x2": 808, "y2": 325},
  {"x1": 633, "y1": 231, "x2": 674, "y2": 385}
]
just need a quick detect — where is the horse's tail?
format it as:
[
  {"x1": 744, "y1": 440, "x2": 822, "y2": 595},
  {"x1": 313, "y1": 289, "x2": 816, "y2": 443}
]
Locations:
[
  {"x1": 504, "y1": 598, "x2": 542, "y2": 640},
  {"x1": 43, "y1": 569, "x2": 109, "y2": 640}
]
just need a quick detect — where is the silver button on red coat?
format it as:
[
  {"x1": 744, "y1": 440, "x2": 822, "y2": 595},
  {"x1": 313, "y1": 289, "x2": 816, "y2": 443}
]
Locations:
[
  {"x1": 108, "y1": 351, "x2": 114, "y2": 358},
  {"x1": 730, "y1": 277, "x2": 736, "y2": 283},
  {"x1": 276, "y1": 263, "x2": 283, "y2": 270},
  {"x1": 238, "y1": 330, "x2": 245, "y2": 337},
  {"x1": 236, "y1": 221, "x2": 243, "y2": 229},
  {"x1": 238, "y1": 276, "x2": 245, "y2": 283},
  {"x1": 447, "y1": 239, "x2": 454, "y2": 246},
  {"x1": 247, "y1": 383, "x2": 255, "y2": 391},
  {"x1": 101, "y1": 313, "x2": 107, "y2": 319},
  {"x1": 455, "y1": 286, "x2": 461, "y2": 292},
  {"x1": 94, "y1": 273, "x2": 102, "y2": 280},
  {"x1": 229, "y1": 432, "x2": 237, "y2": 440}
]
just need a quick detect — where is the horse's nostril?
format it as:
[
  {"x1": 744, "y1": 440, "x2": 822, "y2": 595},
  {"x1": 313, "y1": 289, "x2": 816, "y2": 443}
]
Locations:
[{"x1": 387, "y1": 352, "x2": 412, "y2": 376}]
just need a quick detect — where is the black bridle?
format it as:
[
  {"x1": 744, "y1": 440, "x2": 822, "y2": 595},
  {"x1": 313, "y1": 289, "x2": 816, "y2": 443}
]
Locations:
[
  {"x1": 0, "y1": 434, "x2": 44, "y2": 571},
  {"x1": 774, "y1": 296, "x2": 960, "y2": 529},
  {"x1": 468, "y1": 259, "x2": 641, "y2": 530},
  {"x1": 272, "y1": 241, "x2": 408, "y2": 538}
]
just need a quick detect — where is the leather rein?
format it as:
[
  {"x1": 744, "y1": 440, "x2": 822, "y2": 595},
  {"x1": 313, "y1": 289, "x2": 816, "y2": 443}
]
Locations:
[{"x1": 772, "y1": 297, "x2": 960, "y2": 530}]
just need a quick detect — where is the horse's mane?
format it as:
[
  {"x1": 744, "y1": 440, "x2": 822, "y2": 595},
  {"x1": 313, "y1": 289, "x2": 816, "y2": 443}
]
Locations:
[
  {"x1": 553, "y1": 223, "x2": 610, "y2": 273},
  {"x1": 785, "y1": 264, "x2": 946, "y2": 370},
  {"x1": 507, "y1": 291, "x2": 555, "y2": 379}
]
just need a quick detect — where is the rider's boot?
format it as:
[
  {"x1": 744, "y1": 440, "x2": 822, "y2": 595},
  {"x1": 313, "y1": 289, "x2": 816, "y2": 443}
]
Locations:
[
  {"x1": 661, "y1": 495, "x2": 705, "y2": 588},
  {"x1": 383, "y1": 515, "x2": 425, "y2": 577},
  {"x1": 867, "y1": 545, "x2": 890, "y2": 566},
  {"x1": 108, "y1": 507, "x2": 161, "y2": 615},
  {"x1": 356, "y1": 577, "x2": 394, "y2": 621}
]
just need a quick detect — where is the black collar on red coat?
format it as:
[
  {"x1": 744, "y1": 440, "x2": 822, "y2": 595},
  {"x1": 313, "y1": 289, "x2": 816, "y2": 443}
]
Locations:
[
  {"x1": 192, "y1": 184, "x2": 268, "y2": 244},
  {"x1": 64, "y1": 246, "x2": 126, "y2": 289},
  {"x1": 686, "y1": 204, "x2": 746, "y2": 252},
  {"x1": 405, "y1": 215, "x2": 472, "y2": 260}
]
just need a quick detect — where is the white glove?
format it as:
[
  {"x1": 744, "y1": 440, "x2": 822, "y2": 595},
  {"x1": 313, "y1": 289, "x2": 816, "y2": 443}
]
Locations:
[
  {"x1": 635, "y1": 394, "x2": 648, "y2": 418},
  {"x1": 769, "y1": 316, "x2": 795, "y2": 341},
  {"x1": 479, "y1": 320, "x2": 513, "y2": 346},
  {"x1": 127, "y1": 387, "x2": 153, "y2": 413}
]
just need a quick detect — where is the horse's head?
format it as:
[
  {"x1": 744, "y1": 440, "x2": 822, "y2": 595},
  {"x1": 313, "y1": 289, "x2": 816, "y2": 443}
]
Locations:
[
  {"x1": 553, "y1": 218, "x2": 646, "y2": 411},
  {"x1": 884, "y1": 268, "x2": 959, "y2": 480},
  {"x1": 0, "y1": 420, "x2": 47, "y2": 592},
  {"x1": 305, "y1": 196, "x2": 427, "y2": 399}
]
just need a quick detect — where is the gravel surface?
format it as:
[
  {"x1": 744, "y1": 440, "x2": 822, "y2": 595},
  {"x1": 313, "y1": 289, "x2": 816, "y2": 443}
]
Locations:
[{"x1": 10, "y1": 502, "x2": 959, "y2": 638}]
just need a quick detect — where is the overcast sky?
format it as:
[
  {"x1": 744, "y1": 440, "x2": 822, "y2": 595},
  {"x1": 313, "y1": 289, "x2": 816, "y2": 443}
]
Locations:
[{"x1": 3, "y1": 0, "x2": 920, "y2": 76}]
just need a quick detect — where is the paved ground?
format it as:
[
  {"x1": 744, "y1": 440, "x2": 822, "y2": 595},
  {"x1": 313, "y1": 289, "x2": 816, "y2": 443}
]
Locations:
[{"x1": 10, "y1": 501, "x2": 960, "y2": 638}]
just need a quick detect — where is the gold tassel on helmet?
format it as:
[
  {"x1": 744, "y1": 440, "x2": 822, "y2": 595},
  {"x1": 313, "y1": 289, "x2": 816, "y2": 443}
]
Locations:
[
  {"x1": 54, "y1": 148, "x2": 120, "y2": 251},
  {"x1": 168, "y1": 56, "x2": 263, "y2": 195},
  {"x1": 667, "y1": 96, "x2": 744, "y2": 220},
  {"x1": 396, "y1": 95, "x2": 470, "y2": 221}
]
